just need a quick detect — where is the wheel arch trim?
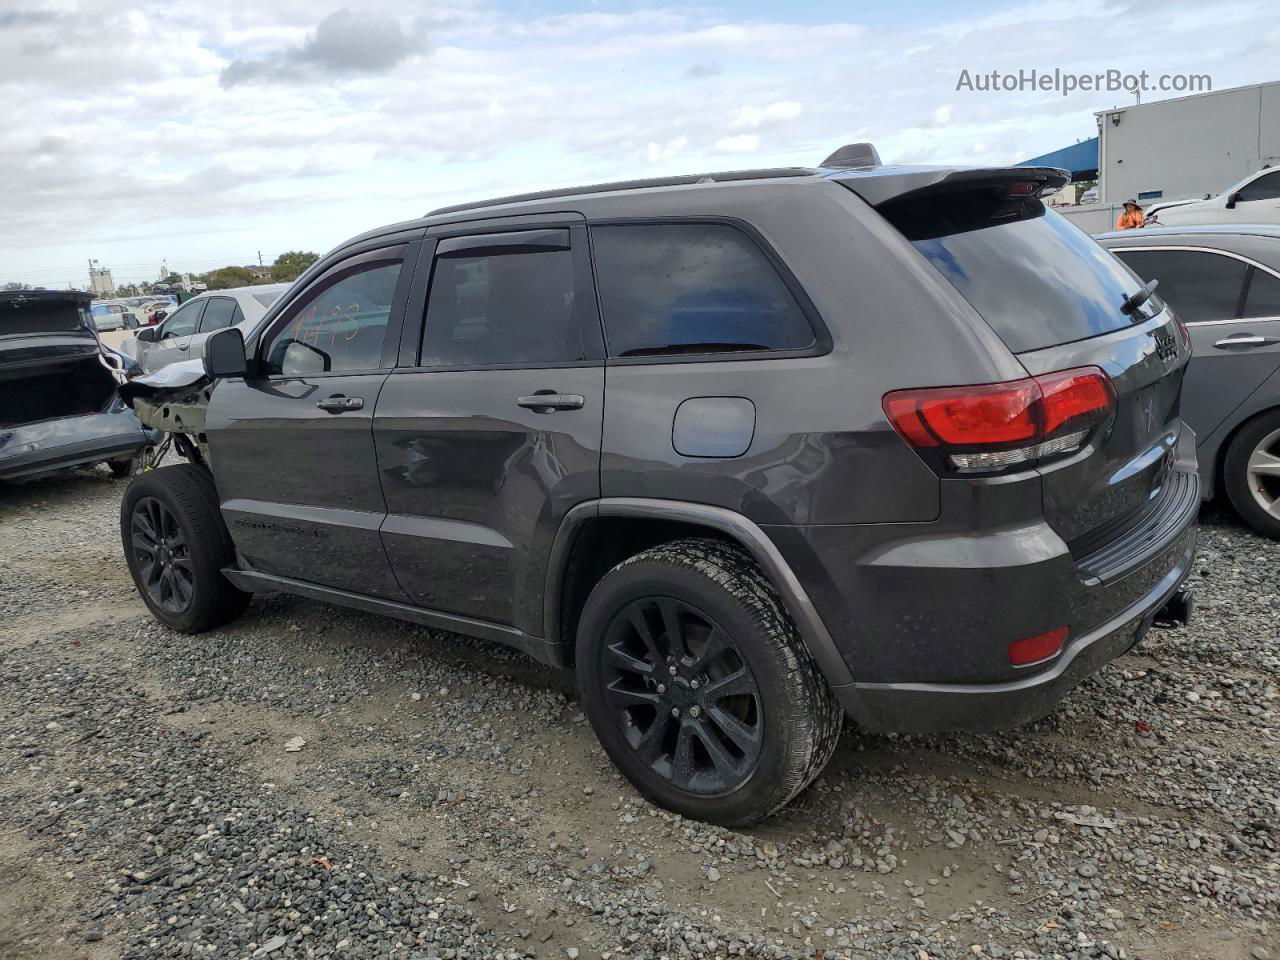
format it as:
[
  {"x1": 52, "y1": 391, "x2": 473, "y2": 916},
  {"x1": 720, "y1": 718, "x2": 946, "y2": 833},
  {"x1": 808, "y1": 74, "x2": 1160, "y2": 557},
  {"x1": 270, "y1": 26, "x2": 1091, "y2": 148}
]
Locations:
[{"x1": 543, "y1": 497, "x2": 855, "y2": 687}]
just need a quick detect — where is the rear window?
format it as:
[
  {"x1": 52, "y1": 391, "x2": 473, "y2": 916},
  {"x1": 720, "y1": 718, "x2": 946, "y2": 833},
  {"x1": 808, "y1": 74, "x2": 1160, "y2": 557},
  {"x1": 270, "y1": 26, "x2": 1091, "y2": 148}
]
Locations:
[
  {"x1": 878, "y1": 192, "x2": 1151, "y2": 353},
  {"x1": 253, "y1": 290, "x2": 283, "y2": 308},
  {"x1": 1, "y1": 298, "x2": 88, "y2": 336}
]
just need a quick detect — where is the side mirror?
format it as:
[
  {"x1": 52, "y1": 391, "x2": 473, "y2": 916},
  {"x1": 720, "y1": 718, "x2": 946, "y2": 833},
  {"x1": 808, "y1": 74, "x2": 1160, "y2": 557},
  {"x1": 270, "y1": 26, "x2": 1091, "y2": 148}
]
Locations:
[
  {"x1": 1225, "y1": 191, "x2": 1240, "y2": 209},
  {"x1": 135, "y1": 326, "x2": 159, "y2": 343},
  {"x1": 204, "y1": 327, "x2": 248, "y2": 378}
]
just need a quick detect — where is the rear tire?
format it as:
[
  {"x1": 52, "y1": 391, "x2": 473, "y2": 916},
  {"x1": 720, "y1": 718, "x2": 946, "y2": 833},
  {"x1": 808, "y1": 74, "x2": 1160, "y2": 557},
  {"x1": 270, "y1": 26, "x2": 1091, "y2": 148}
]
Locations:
[
  {"x1": 120, "y1": 464, "x2": 250, "y2": 632},
  {"x1": 1223, "y1": 409, "x2": 1280, "y2": 540},
  {"x1": 576, "y1": 538, "x2": 842, "y2": 826}
]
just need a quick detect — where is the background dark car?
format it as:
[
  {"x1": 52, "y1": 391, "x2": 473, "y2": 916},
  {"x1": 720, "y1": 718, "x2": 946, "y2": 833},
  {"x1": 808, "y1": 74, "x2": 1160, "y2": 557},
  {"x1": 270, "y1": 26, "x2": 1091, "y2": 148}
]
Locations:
[
  {"x1": 0, "y1": 290, "x2": 152, "y2": 481},
  {"x1": 1097, "y1": 225, "x2": 1280, "y2": 537}
]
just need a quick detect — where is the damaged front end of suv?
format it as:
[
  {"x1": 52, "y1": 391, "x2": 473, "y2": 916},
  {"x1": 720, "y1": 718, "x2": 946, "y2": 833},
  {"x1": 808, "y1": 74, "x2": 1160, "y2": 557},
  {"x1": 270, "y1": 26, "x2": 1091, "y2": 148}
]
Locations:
[{"x1": 114, "y1": 358, "x2": 216, "y2": 468}]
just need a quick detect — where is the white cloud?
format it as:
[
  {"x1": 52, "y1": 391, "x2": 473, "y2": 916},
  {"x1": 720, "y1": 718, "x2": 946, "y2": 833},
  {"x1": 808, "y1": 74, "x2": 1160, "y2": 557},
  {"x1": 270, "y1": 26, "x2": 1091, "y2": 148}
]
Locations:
[
  {"x1": 647, "y1": 137, "x2": 689, "y2": 163},
  {"x1": 729, "y1": 100, "x2": 803, "y2": 130},
  {"x1": 0, "y1": 0, "x2": 1275, "y2": 287},
  {"x1": 714, "y1": 134, "x2": 760, "y2": 154}
]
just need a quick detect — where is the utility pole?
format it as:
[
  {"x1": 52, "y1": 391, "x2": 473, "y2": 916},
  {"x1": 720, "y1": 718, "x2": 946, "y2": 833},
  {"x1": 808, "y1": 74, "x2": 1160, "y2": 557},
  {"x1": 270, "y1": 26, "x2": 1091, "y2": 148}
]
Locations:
[{"x1": 258, "y1": 250, "x2": 263, "y2": 267}]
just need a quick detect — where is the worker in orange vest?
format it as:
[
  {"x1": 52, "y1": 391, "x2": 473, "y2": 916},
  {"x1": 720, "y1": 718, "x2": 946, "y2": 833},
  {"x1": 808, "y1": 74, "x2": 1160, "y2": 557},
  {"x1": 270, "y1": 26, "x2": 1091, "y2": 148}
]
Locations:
[{"x1": 1116, "y1": 200, "x2": 1145, "y2": 230}]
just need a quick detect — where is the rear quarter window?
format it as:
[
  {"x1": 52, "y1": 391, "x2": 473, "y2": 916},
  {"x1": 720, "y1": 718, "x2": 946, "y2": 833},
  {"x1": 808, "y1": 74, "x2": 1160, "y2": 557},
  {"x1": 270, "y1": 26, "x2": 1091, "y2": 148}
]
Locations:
[
  {"x1": 589, "y1": 223, "x2": 816, "y2": 358},
  {"x1": 878, "y1": 193, "x2": 1150, "y2": 353}
]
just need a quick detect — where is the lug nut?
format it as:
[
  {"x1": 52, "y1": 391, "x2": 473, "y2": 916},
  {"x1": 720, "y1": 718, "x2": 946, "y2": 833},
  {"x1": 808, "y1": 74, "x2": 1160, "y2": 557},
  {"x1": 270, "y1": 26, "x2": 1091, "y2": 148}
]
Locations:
[
  {"x1": 671, "y1": 707, "x2": 681, "y2": 718},
  {"x1": 689, "y1": 706, "x2": 701, "y2": 718},
  {"x1": 690, "y1": 679, "x2": 700, "y2": 689},
  {"x1": 668, "y1": 664, "x2": 678, "y2": 676},
  {"x1": 656, "y1": 684, "x2": 667, "y2": 694}
]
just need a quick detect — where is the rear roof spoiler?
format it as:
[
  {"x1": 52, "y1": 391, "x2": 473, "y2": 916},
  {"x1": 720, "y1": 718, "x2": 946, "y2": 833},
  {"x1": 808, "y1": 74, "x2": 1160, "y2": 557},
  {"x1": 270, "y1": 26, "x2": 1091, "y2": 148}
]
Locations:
[{"x1": 834, "y1": 165, "x2": 1071, "y2": 207}]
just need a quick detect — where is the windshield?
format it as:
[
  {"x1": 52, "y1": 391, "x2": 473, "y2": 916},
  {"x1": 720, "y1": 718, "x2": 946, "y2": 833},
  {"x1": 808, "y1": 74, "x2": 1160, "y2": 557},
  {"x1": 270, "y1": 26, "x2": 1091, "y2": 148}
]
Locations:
[{"x1": 879, "y1": 192, "x2": 1154, "y2": 353}]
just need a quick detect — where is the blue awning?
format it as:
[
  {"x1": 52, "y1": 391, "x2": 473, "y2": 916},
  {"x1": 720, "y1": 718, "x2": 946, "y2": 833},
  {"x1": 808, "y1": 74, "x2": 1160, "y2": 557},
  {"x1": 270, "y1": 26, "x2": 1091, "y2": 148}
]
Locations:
[{"x1": 1017, "y1": 137, "x2": 1098, "y2": 179}]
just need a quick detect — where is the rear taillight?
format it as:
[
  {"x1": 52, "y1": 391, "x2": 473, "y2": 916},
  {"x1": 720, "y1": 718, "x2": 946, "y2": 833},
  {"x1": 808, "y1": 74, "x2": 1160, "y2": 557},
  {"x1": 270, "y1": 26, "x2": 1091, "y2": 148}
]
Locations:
[{"x1": 883, "y1": 367, "x2": 1115, "y2": 474}]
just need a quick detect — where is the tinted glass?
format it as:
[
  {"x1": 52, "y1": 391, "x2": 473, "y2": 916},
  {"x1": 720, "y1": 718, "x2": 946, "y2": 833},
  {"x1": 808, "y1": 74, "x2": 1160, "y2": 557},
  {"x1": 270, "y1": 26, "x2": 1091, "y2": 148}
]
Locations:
[
  {"x1": 162, "y1": 301, "x2": 203, "y2": 338},
  {"x1": 1237, "y1": 172, "x2": 1280, "y2": 203},
  {"x1": 421, "y1": 249, "x2": 581, "y2": 366},
  {"x1": 253, "y1": 290, "x2": 283, "y2": 307},
  {"x1": 199, "y1": 297, "x2": 238, "y2": 332},
  {"x1": 2, "y1": 300, "x2": 86, "y2": 334},
  {"x1": 264, "y1": 260, "x2": 401, "y2": 376},
  {"x1": 591, "y1": 224, "x2": 813, "y2": 357},
  {"x1": 880, "y1": 195, "x2": 1150, "y2": 353},
  {"x1": 1115, "y1": 250, "x2": 1248, "y2": 323},
  {"x1": 1245, "y1": 268, "x2": 1280, "y2": 318}
]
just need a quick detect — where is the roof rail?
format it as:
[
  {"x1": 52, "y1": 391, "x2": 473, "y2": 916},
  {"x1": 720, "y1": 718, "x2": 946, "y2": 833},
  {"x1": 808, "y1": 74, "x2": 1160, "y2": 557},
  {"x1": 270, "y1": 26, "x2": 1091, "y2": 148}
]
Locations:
[{"x1": 427, "y1": 167, "x2": 815, "y2": 216}]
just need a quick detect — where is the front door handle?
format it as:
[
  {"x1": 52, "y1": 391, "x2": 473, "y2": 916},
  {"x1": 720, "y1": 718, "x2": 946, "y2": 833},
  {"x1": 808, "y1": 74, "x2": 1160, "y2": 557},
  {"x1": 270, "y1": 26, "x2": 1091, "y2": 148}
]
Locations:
[
  {"x1": 316, "y1": 395, "x2": 364, "y2": 413},
  {"x1": 517, "y1": 393, "x2": 585, "y2": 413},
  {"x1": 1213, "y1": 334, "x2": 1280, "y2": 349}
]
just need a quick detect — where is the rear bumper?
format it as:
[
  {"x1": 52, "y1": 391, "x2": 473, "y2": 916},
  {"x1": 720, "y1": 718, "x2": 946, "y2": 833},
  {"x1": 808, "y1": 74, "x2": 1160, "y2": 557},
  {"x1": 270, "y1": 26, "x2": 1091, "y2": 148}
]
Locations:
[
  {"x1": 766, "y1": 425, "x2": 1200, "y2": 734},
  {"x1": 0, "y1": 409, "x2": 151, "y2": 481},
  {"x1": 833, "y1": 524, "x2": 1195, "y2": 733}
]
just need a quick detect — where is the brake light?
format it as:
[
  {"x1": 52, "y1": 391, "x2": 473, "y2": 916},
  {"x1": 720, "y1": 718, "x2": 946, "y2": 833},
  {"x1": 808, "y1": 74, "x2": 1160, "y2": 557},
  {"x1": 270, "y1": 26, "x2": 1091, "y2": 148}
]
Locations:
[
  {"x1": 883, "y1": 367, "x2": 1115, "y2": 473},
  {"x1": 1008, "y1": 627, "x2": 1068, "y2": 666}
]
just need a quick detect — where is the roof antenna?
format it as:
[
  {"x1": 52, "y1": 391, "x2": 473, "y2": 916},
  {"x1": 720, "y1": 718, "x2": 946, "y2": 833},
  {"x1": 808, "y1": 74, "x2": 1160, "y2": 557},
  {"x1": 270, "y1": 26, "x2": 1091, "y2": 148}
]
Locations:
[{"x1": 820, "y1": 142, "x2": 881, "y2": 169}]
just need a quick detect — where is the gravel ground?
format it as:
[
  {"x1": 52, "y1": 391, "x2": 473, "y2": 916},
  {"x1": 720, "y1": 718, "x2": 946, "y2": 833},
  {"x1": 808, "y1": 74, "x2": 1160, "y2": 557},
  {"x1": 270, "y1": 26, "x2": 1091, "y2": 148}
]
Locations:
[{"x1": 1, "y1": 465, "x2": 1277, "y2": 960}]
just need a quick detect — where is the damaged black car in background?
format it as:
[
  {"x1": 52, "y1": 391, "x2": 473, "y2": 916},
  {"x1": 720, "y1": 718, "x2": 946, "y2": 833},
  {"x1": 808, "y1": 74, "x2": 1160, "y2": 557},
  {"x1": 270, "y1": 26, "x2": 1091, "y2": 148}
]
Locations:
[{"x1": 0, "y1": 290, "x2": 154, "y2": 482}]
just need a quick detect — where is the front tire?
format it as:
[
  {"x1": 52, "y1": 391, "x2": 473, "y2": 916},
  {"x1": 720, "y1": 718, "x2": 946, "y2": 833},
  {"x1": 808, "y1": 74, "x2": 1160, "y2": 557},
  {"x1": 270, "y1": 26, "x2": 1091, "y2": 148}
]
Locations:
[
  {"x1": 107, "y1": 457, "x2": 136, "y2": 478},
  {"x1": 1223, "y1": 409, "x2": 1280, "y2": 540},
  {"x1": 576, "y1": 538, "x2": 842, "y2": 826},
  {"x1": 120, "y1": 464, "x2": 250, "y2": 632}
]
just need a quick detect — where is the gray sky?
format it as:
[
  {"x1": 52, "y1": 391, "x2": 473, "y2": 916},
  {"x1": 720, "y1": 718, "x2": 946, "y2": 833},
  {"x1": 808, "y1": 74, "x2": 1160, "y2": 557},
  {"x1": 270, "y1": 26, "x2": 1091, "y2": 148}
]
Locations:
[{"x1": 1, "y1": 0, "x2": 1275, "y2": 288}]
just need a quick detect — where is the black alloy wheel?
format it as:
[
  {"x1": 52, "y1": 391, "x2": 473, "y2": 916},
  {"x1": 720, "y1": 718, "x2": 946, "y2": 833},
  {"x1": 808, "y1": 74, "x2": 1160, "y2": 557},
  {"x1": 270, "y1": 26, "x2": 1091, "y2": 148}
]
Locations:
[
  {"x1": 601, "y1": 596, "x2": 764, "y2": 795},
  {"x1": 129, "y1": 495, "x2": 195, "y2": 614}
]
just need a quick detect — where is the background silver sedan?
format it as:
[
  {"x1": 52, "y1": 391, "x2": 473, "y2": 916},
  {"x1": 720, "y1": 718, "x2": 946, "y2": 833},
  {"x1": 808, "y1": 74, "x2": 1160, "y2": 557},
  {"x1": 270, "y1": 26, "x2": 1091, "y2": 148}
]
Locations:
[
  {"x1": 125, "y1": 284, "x2": 290, "y2": 374},
  {"x1": 1097, "y1": 224, "x2": 1280, "y2": 538}
]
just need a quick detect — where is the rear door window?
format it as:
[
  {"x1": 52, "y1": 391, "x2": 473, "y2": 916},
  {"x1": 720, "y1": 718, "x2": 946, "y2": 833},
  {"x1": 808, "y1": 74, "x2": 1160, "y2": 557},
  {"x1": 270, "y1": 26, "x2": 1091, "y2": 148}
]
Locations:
[
  {"x1": 1244, "y1": 268, "x2": 1280, "y2": 318},
  {"x1": 875, "y1": 192, "x2": 1153, "y2": 353},
  {"x1": 589, "y1": 223, "x2": 815, "y2": 358},
  {"x1": 198, "y1": 297, "x2": 238, "y2": 332},
  {"x1": 1114, "y1": 249, "x2": 1249, "y2": 323},
  {"x1": 421, "y1": 246, "x2": 583, "y2": 367}
]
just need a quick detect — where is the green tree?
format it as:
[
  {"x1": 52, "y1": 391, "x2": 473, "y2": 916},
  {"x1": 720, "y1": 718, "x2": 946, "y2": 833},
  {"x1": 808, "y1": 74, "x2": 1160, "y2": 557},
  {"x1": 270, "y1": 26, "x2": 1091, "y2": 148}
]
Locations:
[
  {"x1": 271, "y1": 250, "x2": 320, "y2": 282},
  {"x1": 163, "y1": 273, "x2": 183, "y2": 285},
  {"x1": 200, "y1": 266, "x2": 256, "y2": 290}
]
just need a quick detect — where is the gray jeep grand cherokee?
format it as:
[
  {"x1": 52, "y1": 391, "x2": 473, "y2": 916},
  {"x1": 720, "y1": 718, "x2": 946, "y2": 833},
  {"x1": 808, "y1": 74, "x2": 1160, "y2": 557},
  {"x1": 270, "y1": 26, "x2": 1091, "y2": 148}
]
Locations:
[{"x1": 118, "y1": 145, "x2": 1198, "y2": 825}]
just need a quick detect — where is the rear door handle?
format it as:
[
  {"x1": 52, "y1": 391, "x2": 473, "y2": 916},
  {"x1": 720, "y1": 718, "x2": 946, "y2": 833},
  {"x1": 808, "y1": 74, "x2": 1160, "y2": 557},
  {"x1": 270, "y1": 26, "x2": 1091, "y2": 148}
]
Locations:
[
  {"x1": 316, "y1": 395, "x2": 364, "y2": 412},
  {"x1": 1213, "y1": 334, "x2": 1280, "y2": 349},
  {"x1": 517, "y1": 393, "x2": 585, "y2": 412}
]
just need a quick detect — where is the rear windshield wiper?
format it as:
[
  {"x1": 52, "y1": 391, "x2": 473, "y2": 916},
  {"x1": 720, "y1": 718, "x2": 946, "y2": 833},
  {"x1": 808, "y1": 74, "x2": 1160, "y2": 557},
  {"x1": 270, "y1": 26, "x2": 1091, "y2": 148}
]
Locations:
[
  {"x1": 1121, "y1": 278, "x2": 1159, "y2": 317},
  {"x1": 620, "y1": 342, "x2": 771, "y2": 358}
]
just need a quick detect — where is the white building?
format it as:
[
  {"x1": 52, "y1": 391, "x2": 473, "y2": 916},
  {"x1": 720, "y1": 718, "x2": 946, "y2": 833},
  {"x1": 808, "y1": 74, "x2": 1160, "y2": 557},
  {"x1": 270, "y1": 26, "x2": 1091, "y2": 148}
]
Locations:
[
  {"x1": 89, "y1": 266, "x2": 114, "y2": 297},
  {"x1": 1096, "y1": 80, "x2": 1280, "y2": 207}
]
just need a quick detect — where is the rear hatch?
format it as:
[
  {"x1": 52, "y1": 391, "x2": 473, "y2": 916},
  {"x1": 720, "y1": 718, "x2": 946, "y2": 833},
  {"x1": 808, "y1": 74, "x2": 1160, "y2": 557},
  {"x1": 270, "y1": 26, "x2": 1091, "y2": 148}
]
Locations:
[{"x1": 847, "y1": 170, "x2": 1189, "y2": 548}]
